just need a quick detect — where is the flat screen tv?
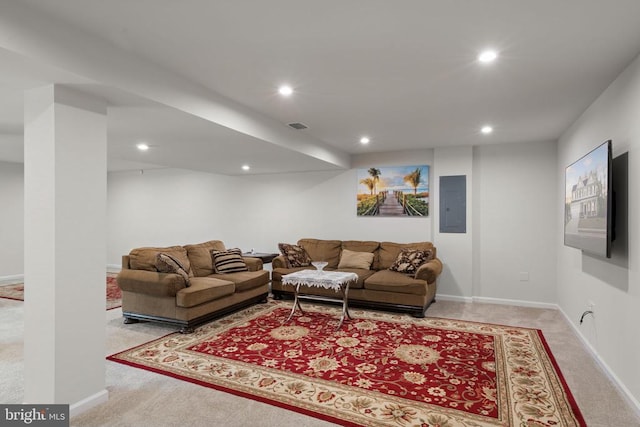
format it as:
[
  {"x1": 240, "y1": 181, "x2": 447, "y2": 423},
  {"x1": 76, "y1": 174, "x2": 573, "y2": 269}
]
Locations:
[{"x1": 564, "y1": 140, "x2": 613, "y2": 258}]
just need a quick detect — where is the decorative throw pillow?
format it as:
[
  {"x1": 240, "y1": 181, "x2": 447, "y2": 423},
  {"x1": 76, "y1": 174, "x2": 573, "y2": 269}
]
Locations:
[
  {"x1": 338, "y1": 249, "x2": 375, "y2": 270},
  {"x1": 278, "y1": 243, "x2": 312, "y2": 268},
  {"x1": 155, "y1": 252, "x2": 191, "y2": 286},
  {"x1": 389, "y1": 249, "x2": 432, "y2": 275},
  {"x1": 211, "y1": 248, "x2": 248, "y2": 274}
]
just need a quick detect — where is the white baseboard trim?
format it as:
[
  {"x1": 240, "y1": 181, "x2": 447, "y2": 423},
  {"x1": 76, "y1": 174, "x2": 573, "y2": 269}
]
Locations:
[
  {"x1": 471, "y1": 296, "x2": 558, "y2": 310},
  {"x1": 435, "y1": 294, "x2": 557, "y2": 310},
  {"x1": 70, "y1": 389, "x2": 109, "y2": 417},
  {"x1": 106, "y1": 264, "x2": 122, "y2": 273},
  {"x1": 0, "y1": 274, "x2": 24, "y2": 285},
  {"x1": 435, "y1": 294, "x2": 473, "y2": 303},
  {"x1": 559, "y1": 308, "x2": 640, "y2": 419},
  {"x1": 1, "y1": 265, "x2": 120, "y2": 283}
]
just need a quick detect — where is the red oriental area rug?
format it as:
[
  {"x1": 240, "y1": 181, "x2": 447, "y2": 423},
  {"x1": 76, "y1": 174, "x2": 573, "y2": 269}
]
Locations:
[
  {"x1": 108, "y1": 302, "x2": 585, "y2": 427},
  {"x1": 0, "y1": 273, "x2": 122, "y2": 310}
]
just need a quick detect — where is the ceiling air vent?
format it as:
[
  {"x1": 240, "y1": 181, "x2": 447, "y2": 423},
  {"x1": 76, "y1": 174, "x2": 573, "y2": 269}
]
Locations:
[{"x1": 288, "y1": 122, "x2": 308, "y2": 130}]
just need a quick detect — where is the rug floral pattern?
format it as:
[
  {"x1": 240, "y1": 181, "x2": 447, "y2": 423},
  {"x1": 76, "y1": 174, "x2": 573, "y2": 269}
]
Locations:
[
  {"x1": 0, "y1": 283, "x2": 24, "y2": 301},
  {"x1": 108, "y1": 302, "x2": 584, "y2": 427},
  {"x1": 105, "y1": 274, "x2": 122, "y2": 310},
  {"x1": 0, "y1": 273, "x2": 122, "y2": 310}
]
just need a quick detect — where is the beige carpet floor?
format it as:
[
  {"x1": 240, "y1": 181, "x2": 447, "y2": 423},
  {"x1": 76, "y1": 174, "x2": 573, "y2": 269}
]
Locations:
[{"x1": 1, "y1": 296, "x2": 638, "y2": 427}]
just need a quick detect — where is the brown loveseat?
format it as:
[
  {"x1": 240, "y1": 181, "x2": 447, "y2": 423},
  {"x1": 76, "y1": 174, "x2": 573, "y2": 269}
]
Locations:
[
  {"x1": 271, "y1": 238, "x2": 442, "y2": 317},
  {"x1": 116, "y1": 240, "x2": 269, "y2": 333}
]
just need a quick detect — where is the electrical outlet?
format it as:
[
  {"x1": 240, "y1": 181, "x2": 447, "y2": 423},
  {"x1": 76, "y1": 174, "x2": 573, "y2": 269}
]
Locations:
[{"x1": 519, "y1": 272, "x2": 529, "y2": 282}]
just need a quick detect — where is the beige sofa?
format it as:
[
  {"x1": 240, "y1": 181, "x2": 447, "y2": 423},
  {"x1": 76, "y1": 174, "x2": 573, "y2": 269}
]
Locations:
[
  {"x1": 117, "y1": 240, "x2": 269, "y2": 333},
  {"x1": 271, "y1": 238, "x2": 442, "y2": 317}
]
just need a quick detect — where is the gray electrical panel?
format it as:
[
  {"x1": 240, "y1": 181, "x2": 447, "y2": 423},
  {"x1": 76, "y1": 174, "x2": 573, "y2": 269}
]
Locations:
[{"x1": 439, "y1": 175, "x2": 466, "y2": 233}]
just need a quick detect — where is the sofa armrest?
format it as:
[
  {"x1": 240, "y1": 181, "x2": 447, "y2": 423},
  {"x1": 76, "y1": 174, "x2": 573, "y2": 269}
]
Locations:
[
  {"x1": 116, "y1": 269, "x2": 187, "y2": 298},
  {"x1": 243, "y1": 257, "x2": 263, "y2": 271},
  {"x1": 272, "y1": 255, "x2": 287, "y2": 269},
  {"x1": 415, "y1": 257, "x2": 443, "y2": 284}
]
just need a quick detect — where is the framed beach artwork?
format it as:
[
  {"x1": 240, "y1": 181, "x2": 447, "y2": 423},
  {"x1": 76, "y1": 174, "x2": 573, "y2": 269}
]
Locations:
[{"x1": 357, "y1": 165, "x2": 429, "y2": 217}]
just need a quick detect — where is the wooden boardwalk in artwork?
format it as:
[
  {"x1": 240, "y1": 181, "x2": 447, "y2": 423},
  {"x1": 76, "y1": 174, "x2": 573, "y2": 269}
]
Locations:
[{"x1": 377, "y1": 192, "x2": 407, "y2": 216}]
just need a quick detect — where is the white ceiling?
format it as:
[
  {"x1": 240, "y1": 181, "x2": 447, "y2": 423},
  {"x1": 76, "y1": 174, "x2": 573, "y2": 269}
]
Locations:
[{"x1": 2, "y1": 1, "x2": 640, "y2": 174}]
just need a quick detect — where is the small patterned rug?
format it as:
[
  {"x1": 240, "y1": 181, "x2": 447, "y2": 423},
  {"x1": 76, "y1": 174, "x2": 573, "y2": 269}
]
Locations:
[
  {"x1": 108, "y1": 301, "x2": 585, "y2": 426},
  {"x1": 0, "y1": 273, "x2": 122, "y2": 310}
]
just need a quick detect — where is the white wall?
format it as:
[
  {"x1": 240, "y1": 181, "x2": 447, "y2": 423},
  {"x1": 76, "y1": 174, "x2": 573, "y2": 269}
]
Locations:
[
  {"x1": 107, "y1": 168, "x2": 242, "y2": 265},
  {"x1": 474, "y1": 140, "x2": 558, "y2": 305},
  {"x1": 557, "y1": 53, "x2": 640, "y2": 407},
  {"x1": 0, "y1": 161, "x2": 23, "y2": 279},
  {"x1": 107, "y1": 149, "x2": 435, "y2": 265}
]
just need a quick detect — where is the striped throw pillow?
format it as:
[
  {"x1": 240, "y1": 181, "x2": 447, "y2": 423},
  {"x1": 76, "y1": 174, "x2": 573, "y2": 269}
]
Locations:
[{"x1": 211, "y1": 248, "x2": 248, "y2": 274}]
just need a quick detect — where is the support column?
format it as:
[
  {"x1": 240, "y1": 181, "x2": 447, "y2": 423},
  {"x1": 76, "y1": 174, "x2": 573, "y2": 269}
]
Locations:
[
  {"x1": 433, "y1": 146, "x2": 474, "y2": 299},
  {"x1": 23, "y1": 85, "x2": 108, "y2": 413}
]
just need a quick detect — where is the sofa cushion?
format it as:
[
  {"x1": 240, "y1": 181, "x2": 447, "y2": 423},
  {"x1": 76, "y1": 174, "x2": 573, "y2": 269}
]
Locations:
[
  {"x1": 176, "y1": 277, "x2": 235, "y2": 308},
  {"x1": 338, "y1": 249, "x2": 374, "y2": 270},
  {"x1": 389, "y1": 248, "x2": 432, "y2": 275},
  {"x1": 297, "y1": 238, "x2": 342, "y2": 269},
  {"x1": 342, "y1": 240, "x2": 380, "y2": 252},
  {"x1": 156, "y1": 253, "x2": 191, "y2": 286},
  {"x1": 378, "y1": 241, "x2": 435, "y2": 270},
  {"x1": 364, "y1": 270, "x2": 428, "y2": 295},
  {"x1": 212, "y1": 248, "x2": 248, "y2": 273},
  {"x1": 209, "y1": 270, "x2": 269, "y2": 292},
  {"x1": 184, "y1": 240, "x2": 226, "y2": 277},
  {"x1": 333, "y1": 268, "x2": 376, "y2": 289},
  {"x1": 278, "y1": 243, "x2": 312, "y2": 268},
  {"x1": 129, "y1": 246, "x2": 193, "y2": 276}
]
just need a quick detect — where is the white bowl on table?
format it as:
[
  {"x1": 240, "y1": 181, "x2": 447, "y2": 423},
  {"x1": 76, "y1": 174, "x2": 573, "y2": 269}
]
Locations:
[{"x1": 311, "y1": 261, "x2": 328, "y2": 272}]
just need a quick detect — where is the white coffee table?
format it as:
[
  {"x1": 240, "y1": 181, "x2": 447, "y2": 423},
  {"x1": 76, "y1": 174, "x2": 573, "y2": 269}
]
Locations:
[{"x1": 281, "y1": 270, "x2": 358, "y2": 330}]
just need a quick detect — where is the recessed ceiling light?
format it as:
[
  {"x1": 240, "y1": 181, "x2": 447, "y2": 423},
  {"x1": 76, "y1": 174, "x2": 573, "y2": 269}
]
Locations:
[
  {"x1": 360, "y1": 136, "x2": 370, "y2": 144},
  {"x1": 278, "y1": 85, "x2": 293, "y2": 96},
  {"x1": 481, "y1": 125, "x2": 493, "y2": 134},
  {"x1": 242, "y1": 165, "x2": 250, "y2": 171},
  {"x1": 136, "y1": 143, "x2": 149, "y2": 151},
  {"x1": 478, "y1": 50, "x2": 498, "y2": 63}
]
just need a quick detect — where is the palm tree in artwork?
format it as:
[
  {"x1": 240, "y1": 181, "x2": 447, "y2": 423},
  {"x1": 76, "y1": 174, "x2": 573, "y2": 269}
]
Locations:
[
  {"x1": 368, "y1": 167, "x2": 381, "y2": 194},
  {"x1": 404, "y1": 167, "x2": 422, "y2": 195},
  {"x1": 360, "y1": 178, "x2": 376, "y2": 195}
]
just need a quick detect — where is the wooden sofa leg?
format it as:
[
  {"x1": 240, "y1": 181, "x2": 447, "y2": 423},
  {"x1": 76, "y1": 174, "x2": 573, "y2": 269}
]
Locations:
[
  {"x1": 180, "y1": 325, "x2": 194, "y2": 334},
  {"x1": 123, "y1": 317, "x2": 139, "y2": 324},
  {"x1": 412, "y1": 297, "x2": 437, "y2": 318},
  {"x1": 412, "y1": 304, "x2": 430, "y2": 318}
]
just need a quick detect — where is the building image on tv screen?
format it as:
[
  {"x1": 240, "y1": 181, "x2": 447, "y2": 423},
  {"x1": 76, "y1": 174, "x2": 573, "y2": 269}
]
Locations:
[{"x1": 564, "y1": 141, "x2": 610, "y2": 257}]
